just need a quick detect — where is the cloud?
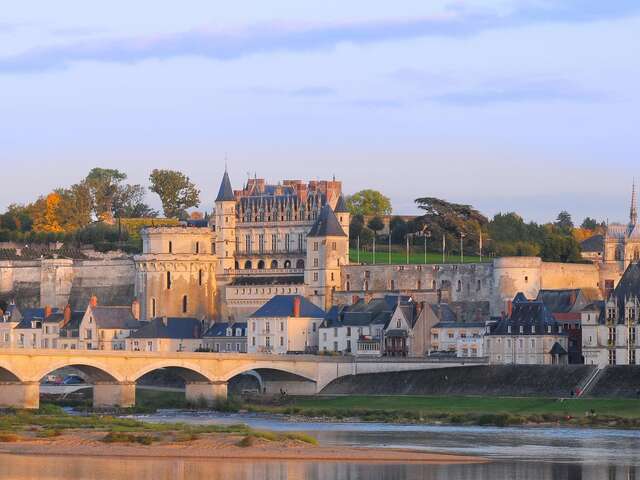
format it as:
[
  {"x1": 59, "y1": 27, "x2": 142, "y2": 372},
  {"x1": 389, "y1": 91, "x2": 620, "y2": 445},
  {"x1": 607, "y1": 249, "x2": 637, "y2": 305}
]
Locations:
[
  {"x1": 0, "y1": 0, "x2": 638, "y2": 74},
  {"x1": 429, "y1": 78, "x2": 606, "y2": 106},
  {"x1": 240, "y1": 85, "x2": 336, "y2": 97}
]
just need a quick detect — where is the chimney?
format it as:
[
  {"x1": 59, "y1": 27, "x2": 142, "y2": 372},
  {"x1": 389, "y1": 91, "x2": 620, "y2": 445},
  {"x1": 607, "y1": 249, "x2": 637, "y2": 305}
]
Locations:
[
  {"x1": 63, "y1": 304, "x2": 71, "y2": 325},
  {"x1": 89, "y1": 295, "x2": 98, "y2": 308},
  {"x1": 131, "y1": 299, "x2": 140, "y2": 320},
  {"x1": 44, "y1": 305, "x2": 52, "y2": 319},
  {"x1": 293, "y1": 296, "x2": 301, "y2": 318}
]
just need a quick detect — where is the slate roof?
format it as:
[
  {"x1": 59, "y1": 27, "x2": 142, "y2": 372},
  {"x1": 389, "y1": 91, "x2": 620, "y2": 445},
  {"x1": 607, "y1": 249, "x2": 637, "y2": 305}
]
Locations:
[
  {"x1": 58, "y1": 312, "x2": 85, "y2": 337},
  {"x1": 334, "y1": 194, "x2": 349, "y2": 213},
  {"x1": 487, "y1": 300, "x2": 564, "y2": 336},
  {"x1": 203, "y1": 322, "x2": 247, "y2": 338},
  {"x1": 16, "y1": 307, "x2": 59, "y2": 329},
  {"x1": 307, "y1": 204, "x2": 346, "y2": 237},
  {"x1": 580, "y1": 234, "x2": 604, "y2": 253},
  {"x1": 323, "y1": 295, "x2": 418, "y2": 329},
  {"x1": 539, "y1": 288, "x2": 602, "y2": 314},
  {"x1": 129, "y1": 317, "x2": 203, "y2": 339},
  {"x1": 549, "y1": 342, "x2": 568, "y2": 355},
  {"x1": 216, "y1": 170, "x2": 235, "y2": 202},
  {"x1": 89, "y1": 306, "x2": 141, "y2": 329},
  {"x1": 250, "y1": 295, "x2": 326, "y2": 318},
  {"x1": 432, "y1": 321, "x2": 486, "y2": 329}
]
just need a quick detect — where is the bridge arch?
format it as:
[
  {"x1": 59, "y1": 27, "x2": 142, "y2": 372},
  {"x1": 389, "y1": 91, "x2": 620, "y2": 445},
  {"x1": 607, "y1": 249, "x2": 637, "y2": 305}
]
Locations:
[
  {"x1": 130, "y1": 361, "x2": 214, "y2": 383},
  {"x1": 0, "y1": 364, "x2": 22, "y2": 382},
  {"x1": 34, "y1": 360, "x2": 123, "y2": 383},
  {"x1": 221, "y1": 363, "x2": 316, "y2": 384}
]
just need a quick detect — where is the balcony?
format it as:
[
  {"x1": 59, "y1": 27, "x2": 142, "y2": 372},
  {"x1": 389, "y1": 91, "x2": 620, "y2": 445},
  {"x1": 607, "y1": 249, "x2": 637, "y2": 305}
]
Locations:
[{"x1": 234, "y1": 249, "x2": 307, "y2": 258}]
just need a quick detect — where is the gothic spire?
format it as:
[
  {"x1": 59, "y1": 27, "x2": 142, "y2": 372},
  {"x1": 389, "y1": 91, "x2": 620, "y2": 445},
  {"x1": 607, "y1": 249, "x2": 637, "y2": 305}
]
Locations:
[
  {"x1": 631, "y1": 179, "x2": 638, "y2": 226},
  {"x1": 216, "y1": 168, "x2": 234, "y2": 202}
]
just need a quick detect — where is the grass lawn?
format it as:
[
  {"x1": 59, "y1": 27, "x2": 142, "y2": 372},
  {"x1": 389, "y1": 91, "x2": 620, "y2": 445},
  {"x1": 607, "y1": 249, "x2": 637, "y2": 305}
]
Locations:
[
  {"x1": 349, "y1": 248, "x2": 489, "y2": 265},
  {"x1": 288, "y1": 395, "x2": 640, "y2": 419}
]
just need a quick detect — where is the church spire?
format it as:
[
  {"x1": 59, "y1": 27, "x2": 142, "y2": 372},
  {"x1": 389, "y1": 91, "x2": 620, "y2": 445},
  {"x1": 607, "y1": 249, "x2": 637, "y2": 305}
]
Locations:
[
  {"x1": 216, "y1": 168, "x2": 234, "y2": 202},
  {"x1": 631, "y1": 180, "x2": 638, "y2": 226}
]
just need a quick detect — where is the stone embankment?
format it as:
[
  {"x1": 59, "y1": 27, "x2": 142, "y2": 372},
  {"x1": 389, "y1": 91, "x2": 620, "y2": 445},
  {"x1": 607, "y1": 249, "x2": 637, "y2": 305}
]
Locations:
[{"x1": 320, "y1": 365, "x2": 598, "y2": 397}]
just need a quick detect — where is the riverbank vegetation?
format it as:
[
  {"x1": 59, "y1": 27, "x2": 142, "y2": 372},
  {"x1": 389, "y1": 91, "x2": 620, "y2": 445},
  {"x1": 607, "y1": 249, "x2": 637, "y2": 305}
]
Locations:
[{"x1": 0, "y1": 403, "x2": 317, "y2": 446}]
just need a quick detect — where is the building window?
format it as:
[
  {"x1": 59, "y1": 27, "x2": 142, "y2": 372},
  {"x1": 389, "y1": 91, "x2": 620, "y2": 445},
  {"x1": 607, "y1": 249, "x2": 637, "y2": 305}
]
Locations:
[
  {"x1": 331, "y1": 272, "x2": 334, "y2": 281},
  {"x1": 314, "y1": 258, "x2": 319, "y2": 267},
  {"x1": 457, "y1": 280, "x2": 461, "y2": 292},
  {"x1": 166, "y1": 271, "x2": 172, "y2": 289},
  {"x1": 313, "y1": 272, "x2": 319, "y2": 281},
  {"x1": 313, "y1": 242, "x2": 319, "y2": 252},
  {"x1": 182, "y1": 295, "x2": 188, "y2": 313},
  {"x1": 332, "y1": 242, "x2": 337, "y2": 251},
  {"x1": 168, "y1": 241, "x2": 172, "y2": 253},
  {"x1": 195, "y1": 242, "x2": 200, "y2": 254},
  {"x1": 608, "y1": 349, "x2": 616, "y2": 365},
  {"x1": 259, "y1": 234, "x2": 265, "y2": 253},
  {"x1": 285, "y1": 234, "x2": 291, "y2": 252},
  {"x1": 298, "y1": 233, "x2": 304, "y2": 252},
  {"x1": 245, "y1": 234, "x2": 252, "y2": 254},
  {"x1": 312, "y1": 323, "x2": 316, "y2": 332},
  {"x1": 280, "y1": 322, "x2": 284, "y2": 331},
  {"x1": 199, "y1": 269, "x2": 203, "y2": 286},
  {"x1": 271, "y1": 234, "x2": 277, "y2": 252},
  {"x1": 151, "y1": 298, "x2": 156, "y2": 317},
  {"x1": 252, "y1": 337, "x2": 256, "y2": 346}
]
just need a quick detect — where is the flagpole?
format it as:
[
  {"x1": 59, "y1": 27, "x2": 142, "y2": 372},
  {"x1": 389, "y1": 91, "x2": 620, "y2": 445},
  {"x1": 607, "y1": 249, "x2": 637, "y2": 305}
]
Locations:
[
  {"x1": 406, "y1": 236, "x2": 409, "y2": 265},
  {"x1": 373, "y1": 235, "x2": 376, "y2": 265}
]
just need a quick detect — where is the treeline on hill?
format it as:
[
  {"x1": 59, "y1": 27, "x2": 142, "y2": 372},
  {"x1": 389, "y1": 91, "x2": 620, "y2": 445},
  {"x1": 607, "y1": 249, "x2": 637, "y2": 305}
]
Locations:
[
  {"x1": 0, "y1": 168, "x2": 201, "y2": 253},
  {"x1": 347, "y1": 190, "x2": 602, "y2": 263}
]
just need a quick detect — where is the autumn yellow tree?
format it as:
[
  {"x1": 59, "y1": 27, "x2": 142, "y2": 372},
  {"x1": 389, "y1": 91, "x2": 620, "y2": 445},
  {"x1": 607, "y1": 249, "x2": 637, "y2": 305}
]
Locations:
[{"x1": 32, "y1": 193, "x2": 64, "y2": 233}]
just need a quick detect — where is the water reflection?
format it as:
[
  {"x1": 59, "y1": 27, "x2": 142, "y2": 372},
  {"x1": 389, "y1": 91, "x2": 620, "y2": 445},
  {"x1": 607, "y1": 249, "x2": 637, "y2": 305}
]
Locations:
[{"x1": 0, "y1": 454, "x2": 637, "y2": 480}]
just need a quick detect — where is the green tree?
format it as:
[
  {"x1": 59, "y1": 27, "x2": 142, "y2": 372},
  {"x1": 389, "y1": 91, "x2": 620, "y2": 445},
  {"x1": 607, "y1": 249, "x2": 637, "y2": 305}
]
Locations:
[
  {"x1": 149, "y1": 169, "x2": 201, "y2": 219},
  {"x1": 389, "y1": 216, "x2": 408, "y2": 244},
  {"x1": 581, "y1": 217, "x2": 599, "y2": 230},
  {"x1": 113, "y1": 184, "x2": 157, "y2": 218},
  {"x1": 85, "y1": 168, "x2": 128, "y2": 222},
  {"x1": 346, "y1": 190, "x2": 392, "y2": 217},
  {"x1": 367, "y1": 216, "x2": 385, "y2": 237},
  {"x1": 555, "y1": 210, "x2": 574, "y2": 232}
]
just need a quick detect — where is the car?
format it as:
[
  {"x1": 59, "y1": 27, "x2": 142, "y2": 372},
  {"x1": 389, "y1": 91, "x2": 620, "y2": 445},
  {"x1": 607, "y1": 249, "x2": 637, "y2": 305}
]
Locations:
[{"x1": 62, "y1": 375, "x2": 85, "y2": 385}]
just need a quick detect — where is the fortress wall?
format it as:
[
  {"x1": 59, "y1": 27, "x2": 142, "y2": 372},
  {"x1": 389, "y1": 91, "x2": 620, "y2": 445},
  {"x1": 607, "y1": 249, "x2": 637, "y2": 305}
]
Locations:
[
  {"x1": 0, "y1": 260, "x2": 42, "y2": 308},
  {"x1": 540, "y1": 262, "x2": 600, "y2": 291},
  {"x1": 0, "y1": 258, "x2": 136, "y2": 310}
]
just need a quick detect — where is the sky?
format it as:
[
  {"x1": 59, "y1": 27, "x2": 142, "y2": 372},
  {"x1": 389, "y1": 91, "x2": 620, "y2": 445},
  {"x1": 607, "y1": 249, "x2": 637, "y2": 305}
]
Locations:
[{"x1": 1, "y1": 0, "x2": 639, "y2": 224}]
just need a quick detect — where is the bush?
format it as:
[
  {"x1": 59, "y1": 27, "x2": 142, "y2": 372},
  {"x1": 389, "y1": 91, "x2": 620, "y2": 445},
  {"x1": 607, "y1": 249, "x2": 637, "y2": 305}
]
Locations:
[
  {"x1": 0, "y1": 433, "x2": 20, "y2": 442},
  {"x1": 237, "y1": 435, "x2": 256, "y2": 447},
  {"x1": 36, "y1": 429, "x2": 61, "y2": 438},
  {"x1": 102, "y1": 432, "x2": 154, "y2": 445}
]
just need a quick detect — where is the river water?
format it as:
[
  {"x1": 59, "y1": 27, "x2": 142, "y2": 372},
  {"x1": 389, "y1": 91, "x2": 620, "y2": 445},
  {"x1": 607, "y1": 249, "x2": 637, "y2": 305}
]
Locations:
[{"x1": 1, "y1": 410, "x2": 639, "y2": 479}]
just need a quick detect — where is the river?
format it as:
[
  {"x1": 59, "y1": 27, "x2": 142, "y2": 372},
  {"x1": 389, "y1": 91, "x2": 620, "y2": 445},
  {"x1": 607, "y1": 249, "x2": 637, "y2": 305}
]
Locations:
[{"x1": 1, "y1": 410, "x2": 638, "y2": 479}]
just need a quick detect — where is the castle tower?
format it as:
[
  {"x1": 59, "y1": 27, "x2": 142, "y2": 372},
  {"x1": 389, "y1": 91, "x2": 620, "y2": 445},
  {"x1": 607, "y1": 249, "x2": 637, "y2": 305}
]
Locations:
[
  {"x1": 631, "y1": 180, "x2": 638, "y2": 227},
  {"x1": 214, "y1": 168, "x2": 237, "y2": 276},
  {"x1": 305, "y1": 204, "x2": 349, "y2": 310},
  {"x1": 334, "y1": 194, "x2": 350, "y2": 240},
  {"x1": 134, "y1": 227, "x2": 216, "y2": 321}
]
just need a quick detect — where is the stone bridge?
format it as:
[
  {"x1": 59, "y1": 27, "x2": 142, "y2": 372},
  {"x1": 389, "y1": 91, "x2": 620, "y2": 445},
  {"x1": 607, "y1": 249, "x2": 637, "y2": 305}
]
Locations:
[{"x1": 0, "y1": 350, "x2": 478, "y2": 409}]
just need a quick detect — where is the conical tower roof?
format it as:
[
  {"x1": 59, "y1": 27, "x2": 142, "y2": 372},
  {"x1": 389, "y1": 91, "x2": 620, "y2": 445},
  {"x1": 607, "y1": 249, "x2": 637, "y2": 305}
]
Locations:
[
  {"x1": 308, "y1": 204, "x2": 347, "y2": 237},
  {"x1": 216, "y1": 169, "x2": 234, "y2": 202},
  {"x1": 334, "y1": 194, "x2": 349, "y2": 213}
]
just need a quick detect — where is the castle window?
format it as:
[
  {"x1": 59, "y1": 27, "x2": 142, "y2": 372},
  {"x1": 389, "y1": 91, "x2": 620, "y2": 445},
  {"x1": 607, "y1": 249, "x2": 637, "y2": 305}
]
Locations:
[
  {"x1": 285, "y1": 234, "x2": 291, "y2": 252},
  {"x1": 257, "y1": 260, "x2": 265, "y2": 269},
  {"x1": 245, "y1": 235, "x2": 252, "y2": 254},
  {"x1": 331, "y1": 272, "x2": 335, "y2": 281},
  {"x1": 259, "y1": 234, "x2": 265, "y2": 253},
  {"x1": 182, "y1": 295, "x2": 188, "y2": 313},
  {"x1": 332, "y1": 242, "x2": 337, "y2": 251},
  {"x1": 150, "y1": 298, "x2": 156, "y2": 317},
  {"x1": 166, "y1": 272, "x2": 172, "y2": 290},
  {"x1": 314, "y1": 242, "x2": 319, "y2": 252},
  {"x1": 298, "y1": 233, "x2": 304, "y2": 252},
  {"x1": 271, "y1": 260, "x2": 278, "y2": 269},
  {"x1": 346, "y1": 281, "x2": 350, "y2": 290},
  {"x1": 314, "y1": 258, "x2": 319, "y2": 267},
  {"x1": 313, "y1": 272, "x2": 319, "y2": 282},
  {"x1": 457, "y1": 280, "x2": 461, "y2": 292},
  {"x1": 477, "y1": 280, "x2": 481, "y2": 291},
  {"x1": 244, "y1": 260, "x2": 252, "y2": 269},
  {"x1": 284, "y1": 260, "x2": 291, "y2": 268},
  {"x1": 296, "y1": 259, "x2": 305, "y2": 269},
  {"x1": 417, "y1": 280, "x2": 422, "y2": 290},
  {"x1": 271, "y1": 234, "x2": 277, "y2": 252},
  {"x1": 195, "y1": 242, "x2": 199, "y2": 254},
  {"x1": 168, "y1": 241, "x2": 173, "y2": 254},
  {"x1": 525, "y1": 276, "x2": 528, "y2": 283},
  {"x1": 199, "y1": 269, "x2": 203, "y2": 286},
  {"x1": 390, "y1": 280, "x2": 395, "y2": 290}
]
